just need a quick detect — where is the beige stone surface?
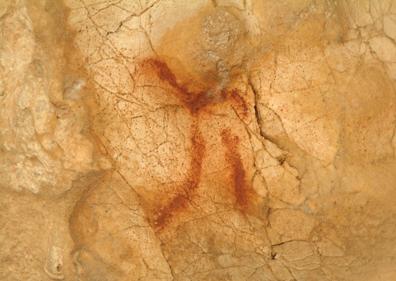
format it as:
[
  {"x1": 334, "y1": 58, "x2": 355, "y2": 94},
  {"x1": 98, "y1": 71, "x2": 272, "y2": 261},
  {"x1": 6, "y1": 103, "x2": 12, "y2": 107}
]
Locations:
[{"x1": 1, "y1": 0, "x2": 396, "y2": 280}]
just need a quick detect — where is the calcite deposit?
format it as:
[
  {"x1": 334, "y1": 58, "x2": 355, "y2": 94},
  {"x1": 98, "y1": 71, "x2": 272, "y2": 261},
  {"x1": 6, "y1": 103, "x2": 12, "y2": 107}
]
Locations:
[{"x1": 1, "y1": 0, "x2": 396, "y2": 280}]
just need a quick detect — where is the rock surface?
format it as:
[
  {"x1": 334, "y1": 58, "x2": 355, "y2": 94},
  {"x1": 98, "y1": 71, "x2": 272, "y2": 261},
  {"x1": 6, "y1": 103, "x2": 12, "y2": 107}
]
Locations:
[{"x1": 1, "y1": 0, "x2": 396, "y2": 280}]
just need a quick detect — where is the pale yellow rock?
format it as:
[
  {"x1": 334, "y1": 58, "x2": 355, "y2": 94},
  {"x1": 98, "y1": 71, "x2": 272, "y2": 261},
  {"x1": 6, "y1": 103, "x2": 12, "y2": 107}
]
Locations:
[
  {"x1": 269, "y1": 209, "x2": 316, "y2": 243},
  {"x1": 370, "y1": 36, "x2": 396, "y2": 62},
  {"x1": 1, "y1": 0, "x2": 396, "y2": 281}
]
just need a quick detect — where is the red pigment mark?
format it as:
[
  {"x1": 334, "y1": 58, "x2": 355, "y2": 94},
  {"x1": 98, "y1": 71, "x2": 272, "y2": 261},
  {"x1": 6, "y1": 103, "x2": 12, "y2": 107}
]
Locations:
[
  {"x1": 230, "y1": 89, "x2": 249, "y2": 118},
  {"x1": 142, "y1": 59, "x2": 250, "y2": 117},
  {"x1": 221, "y1": 129, "x2": 249, "y2": 209},
  {"x1": 153, "y1": 125, "x2": 206, "y2": 229},
  {"x1": 139, "y1": 58, "x2": 252, "y2": 230},
  {"x1": 142, "y1": 59, "x2": 218, "y2": 114}
]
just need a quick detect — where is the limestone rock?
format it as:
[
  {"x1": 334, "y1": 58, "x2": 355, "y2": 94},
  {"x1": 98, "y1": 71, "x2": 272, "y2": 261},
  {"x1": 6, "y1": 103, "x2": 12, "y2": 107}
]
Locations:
[{"x1": 1, "y1": 0, "x2": 396, "y2": 280}]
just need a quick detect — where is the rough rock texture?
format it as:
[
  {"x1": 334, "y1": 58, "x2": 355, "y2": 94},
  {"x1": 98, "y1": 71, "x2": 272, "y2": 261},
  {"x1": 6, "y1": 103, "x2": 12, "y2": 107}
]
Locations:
[{"x1": 1, "y1": 0, "x2": 396, "y2": 280}]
